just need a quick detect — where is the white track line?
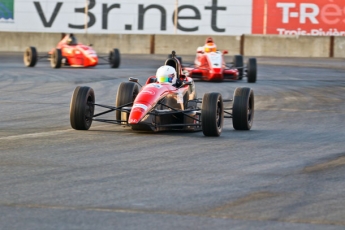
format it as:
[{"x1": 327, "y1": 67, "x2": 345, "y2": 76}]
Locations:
[
  {"x1": 0, "y1": 129, "x2": 72, "y2": 141},
  {"x1": 0, "y1": 125, "x2": 114, "y2": 141}
]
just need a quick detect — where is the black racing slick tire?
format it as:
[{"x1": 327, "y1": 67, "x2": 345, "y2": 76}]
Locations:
[
  {"x1": 232, "y1": 87, "x2": 254, "y2": 130},
  {"x1": 24, "y1": 47, "x2": 37, "y2": 67},
  {"x1": 109, "y1": 48, "x2": 120, "y2": 68},
  {"x1": 70, "y1": 86, "x2": 95, "y2": 130},
  {"x1": 247, "y1": 58, "x2": 257, "y2": 83},
  {"x1": 51, "y1": 48, "x2": 62, "y2": 68},
  {"x1": 201, "y1": 93, "x2": 224, "y2": 137},
  {"x1": 168, "y1": 54, "x2": 182, "y2": 64},
  {"x1": 233, "y1": 55, "x2": 243, "y2": 80},
  {"x1": 115, "y1": 82, "x2": 139, "y2": 121}
]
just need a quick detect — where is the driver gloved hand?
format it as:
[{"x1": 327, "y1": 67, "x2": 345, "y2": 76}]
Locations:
[{"x1": 175, "y1": 79, "x2": 182, "y2": 87}]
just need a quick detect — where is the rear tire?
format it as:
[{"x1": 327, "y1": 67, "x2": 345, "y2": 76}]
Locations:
[
  {"x1": 51, "y1": 48, "x2": 62, "y2": 68},
  {"x1": 115, "y1": 82, "x2": 139, "y2": 120},
  {"x1": 70, "y1": 86, "x2": 95, "y2": 130},
  {"x1": 232, "y1": 87, "x2": 254, "y2": 130},
  {"x1": 168, "y1": 54, "x2": 182, "y2": 64},
  {"x1": 176, "y1": 56, "x2": 182, "y2": 65},
  {"x1": 109, "y1": 48, "x2": 120, "y2": 68},
  {"x1": 24, "y1": 47, "x2": 37, "y2": 67},
  {"x1": 233, "y1": 55, "x2": 243, "y2": 80},
  {"x1": 247, "y1": 58, "x2": 257, "y2": 83},
  {"x1": 201, "y1": 93, "x2": 224, "y2": 136}
]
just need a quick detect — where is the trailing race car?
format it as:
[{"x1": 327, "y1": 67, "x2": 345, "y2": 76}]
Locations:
[
  {"x1": 24, "y1": 33, "x2": 120, "y2": 69},
  {"x1": 69, "y1": 51, "x2": 254, "y2": 136},
  {"x1": 182, "y1": 37, "x2": 257, "y2": 83}
]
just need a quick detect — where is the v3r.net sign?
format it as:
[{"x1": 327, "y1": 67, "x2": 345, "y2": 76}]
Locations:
[
  {"x1": 252, "y1": 0, "x2": 345, "y2": 36},
  {"x1": 0, "y1": 0, "x2": 252, "y2": 35}
]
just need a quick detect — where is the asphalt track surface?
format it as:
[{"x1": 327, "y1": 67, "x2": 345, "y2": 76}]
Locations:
[{"x1": 0, "y1": 52, "x2": 345, "y2": 230}]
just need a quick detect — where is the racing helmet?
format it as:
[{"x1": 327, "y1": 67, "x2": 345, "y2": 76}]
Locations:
[
  {"x1": 155, "y1": 65, "x2": 176, "y2": 84},
  {"x1": 204, "y1": 42, "x2": 217, "y2": 53},
  {"x1": 67, "y1": 34, "x2": 78, "y2": 45}
]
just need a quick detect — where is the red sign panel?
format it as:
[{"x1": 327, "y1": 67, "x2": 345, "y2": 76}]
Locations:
[{"x1": 252, "y1": 0, "x2": 345, "y2": 35}]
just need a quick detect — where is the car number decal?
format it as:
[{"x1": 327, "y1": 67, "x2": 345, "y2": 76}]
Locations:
[
  {"x1": 141, "y1": 89, "x2": 156, "y2": 95},
  {"x1": 132, "y1": 104, "x2": 148, "y2": 110},
  {"x1": 147, "y1": 83, "x2": 162, "y2": 88}
]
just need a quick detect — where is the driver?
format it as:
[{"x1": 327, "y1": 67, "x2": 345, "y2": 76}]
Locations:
[
  {"x1": 203, "y1": 37, "x2": 217, "y2": 53},
  {"x1": 155, "y1": 65, "x2": 177, "y2": 85},
  {"x1": 67, "y1": 34, "x2": 78, "y2": 45}
]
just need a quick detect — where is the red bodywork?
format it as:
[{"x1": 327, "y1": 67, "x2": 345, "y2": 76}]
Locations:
[
  {"x1": 128, "y1": 76, "x2": 195, "y2": 127},
  {"x1": 183, "y1": 50, "x2": 239, "y2": 81},
  {"x1": 49, "y1": 35, "x2": 98, "y2": 67},
  {"x1": 125, "y1": 56, "x2": 197, "y2": 128}
]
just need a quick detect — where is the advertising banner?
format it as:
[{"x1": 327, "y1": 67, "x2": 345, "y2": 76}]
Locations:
[
  {"x1": 253, "y1": 0, "x2": 345, "y2": 36},
  {"x1": 0, "y1": 0, "x2": 252, "y2": 35},
  {"x1": 0, "y1": 0, "x2": 14, "y2": 21}
]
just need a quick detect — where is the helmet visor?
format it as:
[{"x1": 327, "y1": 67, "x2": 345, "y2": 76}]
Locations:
[
  {"x1": 205, "y1": 47, "x2": 216, "y2": 53},
  {"x1": 157, "y1": 75, "x2": 172, "y2": 83}
]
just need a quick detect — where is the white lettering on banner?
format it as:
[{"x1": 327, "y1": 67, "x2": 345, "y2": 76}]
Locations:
[
  {"x1": 0, "y1": 0, "x2": 252, "y2": 35},
  {"x1": 300, "y1": 4, "x2": 319, "y2": 24},
  {"x1": 277, "y1": 28, "x2": 345, "y2": 36},
  {"x1": 277, "y1": 3, "x2": 319, "y2": 24},
  {"x1": 277, "y1": 3, "x2": 296, "y2": 23}
]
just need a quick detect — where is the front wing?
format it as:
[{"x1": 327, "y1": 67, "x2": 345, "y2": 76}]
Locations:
[{"x1": 91, "y1": 99, "x2": 233, "y2": 132}]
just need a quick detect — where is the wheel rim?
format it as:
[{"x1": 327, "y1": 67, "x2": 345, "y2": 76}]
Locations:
[
  {"x1": 216, "y1": 99, "x2": 221, "y2": 130},
  {"x1": 85, "y1": 95, "x2": 94, "y2": 125},
  {"x1": 247, "y1": 94, "x2": 253, "y2": 125},
  {"x1": 109, "y1": 52, "x2": 113, "y2": 63},
  {"x1": 26, "y1": 50, "x2": 31, "y2": 63},
  {"x1": 51, "y1": 52, "x2": 56, "y2": 66}
]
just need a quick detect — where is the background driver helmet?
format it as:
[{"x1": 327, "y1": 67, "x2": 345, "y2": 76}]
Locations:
[
  {"x1": 204, "y1": 42, "x2": 217, "y2": 53},
  {"x1": 155, "y1": 66, "x2": 176, "y2": 84},
  {"x1": 67, "y1": 34, "x2": 77, "y2": 45}
]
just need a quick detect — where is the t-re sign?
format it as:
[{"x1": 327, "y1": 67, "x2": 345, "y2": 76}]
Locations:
[{"x1": 252, "y1": 0, "x2": 345, "y2": 36}]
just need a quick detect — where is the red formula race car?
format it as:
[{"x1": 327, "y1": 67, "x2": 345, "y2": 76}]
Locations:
[
  {"x1": 182, "y1": 37, "x2": 257, "y2": 83},
  {"x1": 69, "y1": 52, "x2": 255, "y2": 137},
  {"x1": 24, "y1": 33, "x2": 120, "y2": 69}
]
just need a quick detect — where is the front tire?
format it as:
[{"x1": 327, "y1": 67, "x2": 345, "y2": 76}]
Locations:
[
  {"x1": 115, "y1": 82, "x2": 139, "y2": 120},
  {"x1": 70, "y1": 86, "x2": 95, "y2": 130},
  {"x1": 247, "y1": 58, "x2": 257, "y2": 83},
  {"x1": 201, "y1": 93, "x2": 224, "y2": 136},
  {"x1": 24, "y1": 47, "x2": 37, "y2": 67},
  {"x1": 109, "y1": 48, "x2": 120, "y2": 68},
  {"x1": 232, "y1": 87, "x2": 254, "y2": 130},
  {"x1": 233, "y1": 55, "x2": 243, "y2": 80},
  {"x1": 51, "y1": 48, "x2": 62, "y2": 68}
]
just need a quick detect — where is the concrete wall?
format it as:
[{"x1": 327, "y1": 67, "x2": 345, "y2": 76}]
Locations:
[
  {"x1": 154, "y1": 35, "x2": 241, "y2": 55},
  {"x1": 0, "y1": 32, "x2": 152, "y2": 54},
  {"x1": 78, "y1": 34, "x2": 152, "y2": 54},
  {"x1": 334, "y1": 37, "x2": 345, "y2": 58},
  {"x1": 0, "y1": 32, "x2": 58, "y2": 52},
  {"x1": 1, "y1": 32, "x2": 344, "y2": 58},
  {"x1": 244, "y1": 35, "x2": 330, "y2": 58}
]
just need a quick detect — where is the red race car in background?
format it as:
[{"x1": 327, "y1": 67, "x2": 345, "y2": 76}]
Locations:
[
  {"x1": 24, "y1": 33, "x2": 120, "y2": 69},
  {"x1": 182, "y1": 37, "x2": 257, "y2": 83}
]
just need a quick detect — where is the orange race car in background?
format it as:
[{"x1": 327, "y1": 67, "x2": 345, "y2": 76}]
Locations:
[
  {"x1": 182, "y1": 37, "x2": 257, "y2": 83},
  {"x1": 24, "y1": 33, "x2": 120, "y2": 69}
]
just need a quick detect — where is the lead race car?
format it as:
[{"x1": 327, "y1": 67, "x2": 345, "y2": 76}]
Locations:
[
  {"x1": 182, "y1": 37, "x2": 257, "y2": 83},
  {"x1": 69, "y1": 51, "x2": 255, "y2": 136},
  {"x1": 24, "y1": 33, "x2": 120, "y2": 69}
]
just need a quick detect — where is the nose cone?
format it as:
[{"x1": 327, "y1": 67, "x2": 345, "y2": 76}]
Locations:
[
  {"x1": 84, "y1": 56, "x2": 98, "y2": 67},
  {"x1": 210, "y1": 68, "x2": 223, "y2": 80},
  {"x1": 128, "y1": 103, "x2": 149, "y2": 124}
]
